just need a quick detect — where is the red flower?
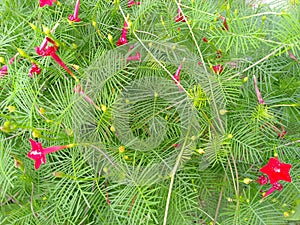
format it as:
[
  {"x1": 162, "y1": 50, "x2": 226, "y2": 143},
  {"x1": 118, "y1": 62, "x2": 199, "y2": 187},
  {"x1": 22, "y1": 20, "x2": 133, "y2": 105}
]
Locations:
[
  {"x1": 68, "y1": 0, "x2": 81, "y2": 22},
  {"x1": 212, "y1": 64, "x2": 223, "y2": 75},
  {"x1": 202, "y1": 37, "x2": 208, "y2": 43},
  {"x1": 263, "y1": 182, "x2": 283, "y2": 198},
  {"x1": 29, "y1": 63, "x2": 42, "y2": 77},
  {"x1": 27, "y1": 138, "x2": 72, "y2": 170},
  {"x1": 172, "y1": 59, "x2": 185, "y2": 92},
  {"x1": 175, "y1": 8, "x2": 187, "y2": 22},
  {"x1": 260, "y1": 157, "x2": 292, "y2": 184},
  {"x1": 253, "y1": 75, "x2": 265, "y2": 105},
  {"x1": 257, "y1": 175, "x2": 268, "y2": 185},
  {"x1": 219, "y1": 15, "x2": 229, "y2": 31},
  {"x1": 126, "y1": 52, "x2": 141, "y2": 62},
  {"x1": 39, "y1": 0, "x2": 55, "y2": 7},
  {"x1": 117, "y1": 22, "x2": 129, "y2": 46},
  {"x1": 35, "y1": 37, "x2": 78, "y2": 81},
  {"x1": 128, "y1": 0, "x2": 140, "y2": 8}
]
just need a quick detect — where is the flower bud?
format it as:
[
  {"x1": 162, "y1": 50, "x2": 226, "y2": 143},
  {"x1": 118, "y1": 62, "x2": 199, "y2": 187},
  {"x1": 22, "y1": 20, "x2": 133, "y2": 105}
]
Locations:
[
  {"x1": 29, "y1": 23, "x2": 38, "y2": 31},
  {"x1": 53, "y1": 171, "x2": 66, "y2": 178},
  {"x1": 42, "y1": 25, "x2": 51, "y2": 35},
  {"x1": 119, "y1": 145, "x2": 125, "y2": 153},
  {"x1": 227, "y1": 134, "x2": 233, "y2": 139},
  {"x1": 197, "y1": 149, "x2": 205, "y2": 154},
  {"x1": 32, "y1": 129, "x2": 41, "y2": 138},
  {"x1": 243, "y1": 178, "x2": 252, "y2": 184},
  {"x1": 0, "y1": 57, "x2": 5, "y2": 64},
  {"x1": 39, "y1": 107, "x2": 46, "y2": 115},
  {"x1": 17, "y1": 48, "x2": 28, "y2": 58},
  {"x1": 7, "y1": 105, "x2": 16, "y2": 112}
]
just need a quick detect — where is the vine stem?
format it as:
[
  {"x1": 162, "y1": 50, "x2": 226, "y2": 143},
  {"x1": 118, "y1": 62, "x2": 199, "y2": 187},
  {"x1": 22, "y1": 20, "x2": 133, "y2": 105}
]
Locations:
[{"x1": 163, "y1": 129, "x2": 190, "y2": 225}]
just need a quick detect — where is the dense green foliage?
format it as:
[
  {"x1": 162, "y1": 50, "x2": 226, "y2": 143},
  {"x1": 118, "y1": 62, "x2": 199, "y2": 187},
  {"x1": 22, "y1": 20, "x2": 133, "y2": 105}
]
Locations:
[{"x1": 0, "y1": 0, "x2": 300, "y2": 224}]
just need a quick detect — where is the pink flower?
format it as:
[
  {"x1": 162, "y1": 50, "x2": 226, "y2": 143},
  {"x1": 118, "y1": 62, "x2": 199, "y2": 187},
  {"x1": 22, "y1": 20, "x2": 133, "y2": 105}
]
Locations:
[
  {"x1": 288, "y1": 51, "x2": 298, "y2": 62},
  {"x1": 68, "y1": 0, "x2": 81, "y2": 22},
  {"x1": 27, "y1": 138, "x2": 72, "y2": 170},
  {"x1": 36, "y1": 37, "x2": 78, "y2": 81},
  {"x1": 253, "y1": 75, "x2": 265, "y2": 105},
  {"x1": 0, "y1": 65, "x2": 8, "y2": 76},
  {"x1": 175, "y1": 8, "x2": 187, "y2": 22},
  {"x1": 212, "y1": 64, "x2": 223, "y2": 75},
  {"x1": 39, "y1": 0, "x2": 55, "y2": 7},
  {"x1": 219, "y1": 15, "x2": 229, "y2": 31},
  {"x1": 117, "y1": 22, "x2": 129, "y2": 46},
  {"x1": 128, "y1": 0, "x2": 141, "y2": 8},
  {"x1": 260, "y1": 157, "x2": 292, "y2": 185},
  {"x1": 73, "y1": 84, "x2": 99, "y2": 110},
  {"x1": 126, "y1": 52, "x2": 141, "y2": 62},
  {"x1": 172, "y1": 59, "x2": 185, "y2": 92},
  {"x1": 29, "y1": 63, "x2": 42, "y2": 77}
]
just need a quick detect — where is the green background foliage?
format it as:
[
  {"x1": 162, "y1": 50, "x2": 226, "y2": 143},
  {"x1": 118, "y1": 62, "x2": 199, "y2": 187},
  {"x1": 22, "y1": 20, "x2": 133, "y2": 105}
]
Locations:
[{"x1": 0, "y1": 0, "x2": 299, "y2": 224}]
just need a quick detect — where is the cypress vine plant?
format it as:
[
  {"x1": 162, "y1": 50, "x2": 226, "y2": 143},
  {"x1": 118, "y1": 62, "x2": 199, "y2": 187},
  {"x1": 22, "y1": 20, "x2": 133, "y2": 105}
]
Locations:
[{"x1": 0, "y1": 0, "x2": 300, "y2": 224}]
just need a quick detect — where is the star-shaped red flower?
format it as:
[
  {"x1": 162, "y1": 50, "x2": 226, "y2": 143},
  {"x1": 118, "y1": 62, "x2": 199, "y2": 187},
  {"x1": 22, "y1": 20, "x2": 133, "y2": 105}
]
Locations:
[
  {"x1": 27, "y1": 139, "x2": 72, "y2": 170},
  {"x1": 39, "y1": 0, "x2": 55, "y2": 7},
  {"x1": 260, "y1": 157, "x2": 292, "y2": 184}
]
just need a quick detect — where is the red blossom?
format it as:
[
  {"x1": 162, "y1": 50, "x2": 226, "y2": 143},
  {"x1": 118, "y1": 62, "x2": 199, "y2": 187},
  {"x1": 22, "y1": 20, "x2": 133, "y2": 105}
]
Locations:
[
  {"x1": 29, "y1": 63, "x2": 42, "y2": 77},
  {"x1": 260, "y1": 157, "x2": 292, "y2": 185},
  {"x1": 36, "y1": 37, "x2": 78, "y2": 81},
  {"x1": 128, "y1": 0, "x2": 140, "y2": 8},
  {"x1": 172, "y1": 59, "x2": 185, "y2": 92},
  {"x1": 117, "y1": 22, "x2": 129, "y2": 46},
  {"x1": 212, "y1": 64, "x2": 223, "y2": 75},
  {"x1": 175, "y1": 8, "x2": 187, "y2": 22},
  {"x1": 68, "y1": 0, "x2": 81, "y2": 22},
  {"x1": 27, "y1": 138, "x2": 72, "y2": 170},
  {"x1": 202, "y1": 37, "x2": 208, "y2": 43},
  {"x1": 257, "y1": 175, "x2": 268, "y2": 185},
  {"x1": 126, "y1": 52, "x2": 141, "y2": 62},
  {"x1": 219, "y1": 15, "x2": 229, "y2": 31},
  {"x1": 39, "y1": 0, "x2": 56, "y2": 7},
  {"x1": 253, "y1": 75, "x2": 265, "y2": 105},
  {"x1": 263, "y1": 182, "x2": 283, "y2": 198}
]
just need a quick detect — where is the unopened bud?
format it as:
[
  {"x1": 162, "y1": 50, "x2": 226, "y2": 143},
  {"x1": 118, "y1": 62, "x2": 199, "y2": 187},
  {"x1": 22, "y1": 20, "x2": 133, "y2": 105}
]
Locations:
[
  {"x1": 29, "y1": 23, "x2": 38, "y2": 31},
  {"x1": 227, "y1": 134, "x2": 233, "y2": 139},
  {"x1": 42, "y1": 25, "x2": 51, "y2": 35},
  {"x1": 243, "y1": 178, "x2": 252, "y2": 184},
  {"x1": 7, "y1": 106, "x2": 16, "y2": 112},
  {"x1": 39, "y1": 107, "x2": 46, "y2": 115},
  {"x1": 32, "y1": 129, "x2": 41, "y2": 138},
  {"x1": 219, "y1": 109, "x2": 227, "y2": 115},
  {"x1": 0, "y1": 57, "x2": 5, "y2": 64},
  {"x1": 110, "y1": 125, "x2": 115, "y2": 132},
  {"x1": 262, "y1": 16, "x2": 267, "y2": 23},
  {"x1": 53, "y1": 171, "x2": 66, "y2": 178},
  {"x1": 92, "y1": 20, "x2": 97, "y2": 28},
  {"x1": 17, "y1": 48, "x2": 28, "y2": 58},
  {"x1": 197, "y1": 149, "x2": 205, "y2": 154},
  {"x1": 101, "y1": 104, "x2": 107, "y2": 112},
  {"x1": 119, "y1": 146, "x2": 125, "y2": 153}
]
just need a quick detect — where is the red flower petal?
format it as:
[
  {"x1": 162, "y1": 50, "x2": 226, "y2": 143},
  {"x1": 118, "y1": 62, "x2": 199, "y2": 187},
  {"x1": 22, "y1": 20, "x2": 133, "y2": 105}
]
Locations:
[
  {"x1": 40, "y1": 0, "x2": 55, "y2": 7},
  {"x1": 260, "y1": 157, "x2": 292, "y2": 184}
]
